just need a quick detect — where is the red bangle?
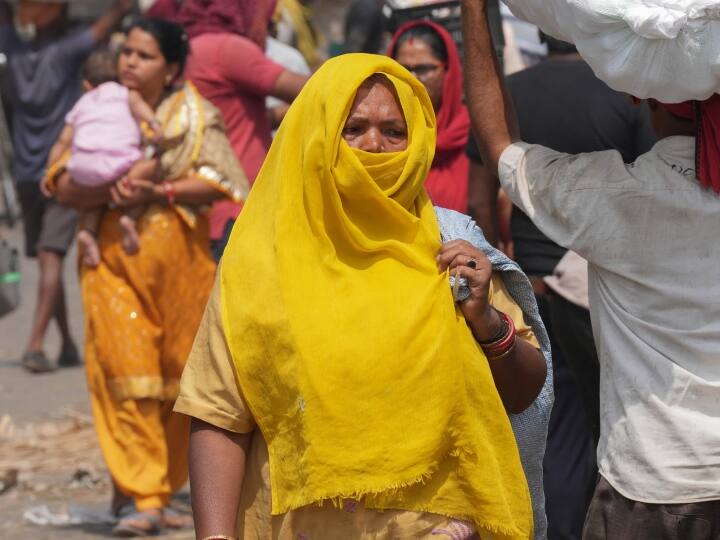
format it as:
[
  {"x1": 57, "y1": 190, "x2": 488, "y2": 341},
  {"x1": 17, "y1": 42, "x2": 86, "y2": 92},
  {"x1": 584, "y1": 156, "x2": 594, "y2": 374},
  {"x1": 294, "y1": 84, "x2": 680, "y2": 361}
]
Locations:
[
  {"x1": 163, "y1": 182, "x2": 176, "y2": 205},
  {"x1": 481, "y1": 311, "x2": 516, "y2": 359}
]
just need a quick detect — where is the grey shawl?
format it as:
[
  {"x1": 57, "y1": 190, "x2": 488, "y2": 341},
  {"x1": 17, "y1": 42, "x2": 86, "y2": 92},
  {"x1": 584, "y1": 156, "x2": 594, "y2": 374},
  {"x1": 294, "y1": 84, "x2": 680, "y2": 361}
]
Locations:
[{"x1": 436, "y1": 207, "x2": 554, "y2": 540}]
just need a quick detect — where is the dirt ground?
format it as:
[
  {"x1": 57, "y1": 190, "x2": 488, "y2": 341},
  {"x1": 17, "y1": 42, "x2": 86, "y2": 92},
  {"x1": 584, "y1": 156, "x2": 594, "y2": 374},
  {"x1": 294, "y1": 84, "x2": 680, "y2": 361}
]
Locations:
[{"x1": 0, "y1": 411, "x2": 193, "y2": 539}]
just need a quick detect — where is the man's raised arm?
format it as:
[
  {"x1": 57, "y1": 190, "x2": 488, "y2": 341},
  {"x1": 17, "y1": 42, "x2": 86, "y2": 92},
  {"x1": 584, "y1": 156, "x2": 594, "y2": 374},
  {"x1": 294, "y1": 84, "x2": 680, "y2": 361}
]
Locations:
[{"x1": 461, "y1": 0, "x2": 520, "y2": 174}]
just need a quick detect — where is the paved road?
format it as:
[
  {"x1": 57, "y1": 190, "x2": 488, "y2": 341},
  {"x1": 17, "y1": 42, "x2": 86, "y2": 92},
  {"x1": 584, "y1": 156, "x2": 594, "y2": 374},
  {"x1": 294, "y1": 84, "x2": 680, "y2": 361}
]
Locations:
[{"x1": 0, "y1": 224, "x2": 89, "y2": 423}]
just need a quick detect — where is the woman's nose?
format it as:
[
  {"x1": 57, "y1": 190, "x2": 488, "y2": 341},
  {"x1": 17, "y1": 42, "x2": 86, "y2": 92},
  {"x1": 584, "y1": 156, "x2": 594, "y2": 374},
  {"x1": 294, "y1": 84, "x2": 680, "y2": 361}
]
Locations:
[{"x1": 359, "y1": 128, "x2": 384, "y2": 153}]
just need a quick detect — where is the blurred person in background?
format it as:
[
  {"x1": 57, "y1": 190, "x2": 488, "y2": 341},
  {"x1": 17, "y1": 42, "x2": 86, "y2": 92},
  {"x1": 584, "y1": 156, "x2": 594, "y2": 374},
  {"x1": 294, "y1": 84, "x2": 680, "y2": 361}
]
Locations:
[
  {"x1": 466, "y1": 0, "x2": 720, "y2": 533},
  {"x1": 344, "y1": 0, "x2": 384, "y2": 54},
  {"x1": 266, "y1": 16, "x2": 311, "y2": 136},
  {"x1": 0, "y1": 0, "x2": 131, "y2": 373},
  {"x1": 468, "y1": 30, "x2": 656, "y2": 540},
  {"x1": 274, "y1": 0, "x2": 324, "y2": 68},
  {"x1": 543, "y1": 250, "x2": 599, "y2": 449},
  {"x1": 465, "y1": 30, "x2": 657, "y2": 540},
  {"x1": 389, "y1": 20, "x2": 470, "y2": 214},
  {"x1": 179, "y1": 0, "x2": 309, "y2": 261},
  {"x1": 145, "y1": 0, "x2": 180, "y2": 20},
  {"x1": 51, "y1": 18, "x2": 247, "y2": 536}
]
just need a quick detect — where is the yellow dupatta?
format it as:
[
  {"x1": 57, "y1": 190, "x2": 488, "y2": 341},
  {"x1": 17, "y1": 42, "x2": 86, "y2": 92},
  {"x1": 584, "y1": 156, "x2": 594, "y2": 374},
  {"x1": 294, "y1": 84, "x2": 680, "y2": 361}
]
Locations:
[{"x1": 220, "y1": 54, "x2": 532, "y2": 540}]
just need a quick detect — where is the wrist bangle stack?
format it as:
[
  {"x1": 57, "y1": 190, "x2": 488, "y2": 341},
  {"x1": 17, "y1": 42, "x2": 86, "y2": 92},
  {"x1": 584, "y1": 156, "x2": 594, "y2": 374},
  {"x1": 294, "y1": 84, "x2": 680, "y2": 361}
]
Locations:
[
  {"x1": 140, "y1": 119, "x2": 162, "y2": 139},
  {"x1": 200, "y1": 536, "x2": 236, "y2": 540},
  {"x1": 43, "y1": 149, "x2": 72, "y2": 195},
  {"x1": 163, "y1": 181, "x2": 176, "y2": 205},
  {"x1": 478, "y1": 308, "x2": 508, "y2": 345},
  {"x1": 480, "y1": 311, "x2": 517, "y2": 360}
]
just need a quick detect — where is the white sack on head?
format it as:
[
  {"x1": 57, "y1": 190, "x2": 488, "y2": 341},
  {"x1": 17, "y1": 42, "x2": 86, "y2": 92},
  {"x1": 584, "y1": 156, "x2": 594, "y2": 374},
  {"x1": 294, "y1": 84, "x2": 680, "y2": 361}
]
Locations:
[{"x1": 501, "y1": 0, "x2": 720, "y2": 102}]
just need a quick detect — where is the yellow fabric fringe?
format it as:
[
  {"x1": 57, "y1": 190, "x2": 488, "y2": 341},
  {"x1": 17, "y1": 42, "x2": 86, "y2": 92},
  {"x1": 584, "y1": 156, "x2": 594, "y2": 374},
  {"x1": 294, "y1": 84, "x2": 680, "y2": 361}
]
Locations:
[{"x1": 220, "y1": 54, "x2": 532, "y2": 540}]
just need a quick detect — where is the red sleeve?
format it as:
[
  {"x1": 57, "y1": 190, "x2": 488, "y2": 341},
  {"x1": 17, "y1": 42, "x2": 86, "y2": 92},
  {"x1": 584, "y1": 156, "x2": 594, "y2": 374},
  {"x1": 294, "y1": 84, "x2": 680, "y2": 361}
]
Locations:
[{"x1": 218, "y1": 34, "x2": 284, "y2": 97}]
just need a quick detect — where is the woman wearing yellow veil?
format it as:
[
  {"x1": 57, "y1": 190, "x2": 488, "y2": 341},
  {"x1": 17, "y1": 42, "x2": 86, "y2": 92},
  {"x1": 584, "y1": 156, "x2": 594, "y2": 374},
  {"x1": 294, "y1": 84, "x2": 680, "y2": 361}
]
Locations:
[{"x1": 175, "y1": 54, "x2": 553, "y2": 540}]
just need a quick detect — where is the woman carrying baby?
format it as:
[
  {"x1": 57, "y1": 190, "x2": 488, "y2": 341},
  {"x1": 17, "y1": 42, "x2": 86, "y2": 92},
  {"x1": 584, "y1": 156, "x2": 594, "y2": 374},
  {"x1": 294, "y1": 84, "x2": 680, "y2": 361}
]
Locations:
[{"x1": 48, "y1": 17, "x2": 248, "y2": 536}]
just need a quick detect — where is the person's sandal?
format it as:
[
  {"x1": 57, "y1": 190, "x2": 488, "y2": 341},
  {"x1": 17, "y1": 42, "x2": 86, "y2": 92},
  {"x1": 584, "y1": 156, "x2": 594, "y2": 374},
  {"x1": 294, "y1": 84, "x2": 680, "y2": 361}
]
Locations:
[
  {"x1": 111, "y1": 511, "x2": 161, "y2": 537},
  {"x1": 58, "y1": 342, "x2": 82, "y2": 368},
  {"x1": 21, "y1": 350, "x2": 54, "y2": 374}
]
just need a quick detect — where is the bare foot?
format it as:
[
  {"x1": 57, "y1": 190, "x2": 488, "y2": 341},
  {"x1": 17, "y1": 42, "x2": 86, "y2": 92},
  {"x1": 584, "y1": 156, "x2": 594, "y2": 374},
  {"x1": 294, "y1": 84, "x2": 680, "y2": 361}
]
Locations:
[
  {"x1": 162, "y1": 509, "x2": 193, "y2": 530},
  {"x1": 119, "y1": 215, "x2": 140, "y2": 256},
  {"x1": 77, "y1": 230, "x2": 101, "y2": 267},
  {"x1": 112, "y1": 509, "x2": 161, "y2": 537}
]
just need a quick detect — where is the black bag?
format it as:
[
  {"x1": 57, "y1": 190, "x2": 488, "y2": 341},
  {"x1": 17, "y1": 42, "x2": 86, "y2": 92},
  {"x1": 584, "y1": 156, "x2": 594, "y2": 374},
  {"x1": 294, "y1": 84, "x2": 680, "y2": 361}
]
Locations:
[{"x1": 0, "y1": 239, "x2": 20, "y2": 318}]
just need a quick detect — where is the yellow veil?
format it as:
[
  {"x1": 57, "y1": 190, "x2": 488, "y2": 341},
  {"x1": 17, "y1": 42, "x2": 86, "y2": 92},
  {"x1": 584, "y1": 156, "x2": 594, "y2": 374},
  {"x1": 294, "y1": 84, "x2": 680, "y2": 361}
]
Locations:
[{"x1": 221, "y1": 54, "x2": 532, "y2": 540}]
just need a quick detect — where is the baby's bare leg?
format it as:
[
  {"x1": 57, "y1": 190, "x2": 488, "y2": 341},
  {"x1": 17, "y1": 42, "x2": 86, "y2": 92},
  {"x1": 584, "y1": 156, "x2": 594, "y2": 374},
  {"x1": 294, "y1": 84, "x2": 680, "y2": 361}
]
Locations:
[
  {"x1": 119, "y1": 158, "x2": 160, "y2": 255},
  {"x1": 127, "y1": 157, "x2": 160, "y2": 182},
  {"x1": 77, "y1": 210, "x2": 102, "y2": 267},
  {"x1": 119, "y1": 207, "x2": 143, "y2": 256}
]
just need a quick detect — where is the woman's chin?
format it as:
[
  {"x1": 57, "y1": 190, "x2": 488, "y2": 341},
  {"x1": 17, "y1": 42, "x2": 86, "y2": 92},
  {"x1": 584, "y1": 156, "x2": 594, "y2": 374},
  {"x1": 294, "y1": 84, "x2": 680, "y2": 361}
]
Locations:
[{"x1": 119, "y1": 74, "x2": 140, "y2": 89}]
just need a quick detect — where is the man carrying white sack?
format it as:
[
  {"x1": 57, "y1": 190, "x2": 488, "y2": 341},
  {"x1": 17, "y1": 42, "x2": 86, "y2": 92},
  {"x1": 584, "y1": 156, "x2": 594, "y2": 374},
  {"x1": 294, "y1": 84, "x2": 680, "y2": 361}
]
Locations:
[{"x1": 462, "y1": 1, "x2": 720, "y2": 538}]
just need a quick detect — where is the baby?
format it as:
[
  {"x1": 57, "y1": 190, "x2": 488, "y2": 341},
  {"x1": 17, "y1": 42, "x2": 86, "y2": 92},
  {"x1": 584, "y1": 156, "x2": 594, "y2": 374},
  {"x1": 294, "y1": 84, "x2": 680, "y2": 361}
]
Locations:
[{"x1": 44, "y1": 49, "x2": 163, "y2": 267}]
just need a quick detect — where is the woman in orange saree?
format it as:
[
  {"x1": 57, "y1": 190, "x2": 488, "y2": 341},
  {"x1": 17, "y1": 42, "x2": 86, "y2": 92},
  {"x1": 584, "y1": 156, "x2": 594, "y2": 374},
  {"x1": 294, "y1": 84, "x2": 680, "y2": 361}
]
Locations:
[{"x1": 52, "y1": 18, "x2": 247, "y2": 536}]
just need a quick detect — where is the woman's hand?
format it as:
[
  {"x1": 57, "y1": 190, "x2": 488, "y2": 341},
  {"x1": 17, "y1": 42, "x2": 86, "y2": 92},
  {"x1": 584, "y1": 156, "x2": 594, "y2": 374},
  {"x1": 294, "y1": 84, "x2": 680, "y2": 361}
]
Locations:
[
  {"x1": 437, "y1": 240, "x2": 503, "y2": 342},
  {"x1": 111, "y1": 177, "x2": 161, "y2": 208},
  {"x1": 112, "y1": 177, "x2": 226, "y2": 207},
  {"x1": 438, "y1": 239, "x2": 547, "y2": 414}
]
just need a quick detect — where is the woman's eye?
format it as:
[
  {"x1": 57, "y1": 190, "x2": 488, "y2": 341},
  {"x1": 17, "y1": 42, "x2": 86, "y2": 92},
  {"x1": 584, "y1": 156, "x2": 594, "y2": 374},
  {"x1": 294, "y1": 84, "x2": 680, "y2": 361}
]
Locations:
[{"x1": 343, "y1": 126, "x2": 360, "y2": 136}]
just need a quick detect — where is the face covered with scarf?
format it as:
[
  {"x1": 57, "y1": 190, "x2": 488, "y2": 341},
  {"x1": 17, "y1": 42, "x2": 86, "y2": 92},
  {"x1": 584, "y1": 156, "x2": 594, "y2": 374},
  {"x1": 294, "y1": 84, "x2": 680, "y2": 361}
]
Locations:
[{"x1": 220, "y1": 54, "x2": 533, "y2": 540}]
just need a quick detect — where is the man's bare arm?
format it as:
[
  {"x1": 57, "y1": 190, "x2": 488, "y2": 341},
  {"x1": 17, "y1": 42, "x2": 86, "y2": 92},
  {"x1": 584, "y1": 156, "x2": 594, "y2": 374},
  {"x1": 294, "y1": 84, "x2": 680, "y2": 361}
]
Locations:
[
  {"x1": 90, "y1": 0, "x2": 132, "y2": 44},
  {"x1": 467, "y1": 159, "x2": 500, "y2": 246},
  {"x1": 461, "y1": 0, "x2": 520, "y2": 174}
]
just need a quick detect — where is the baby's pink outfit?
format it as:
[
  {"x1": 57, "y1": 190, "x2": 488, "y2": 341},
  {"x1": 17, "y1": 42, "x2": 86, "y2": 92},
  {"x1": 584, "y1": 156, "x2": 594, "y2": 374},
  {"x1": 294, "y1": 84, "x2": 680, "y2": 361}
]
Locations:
[{"x1": 66, "y1": 82, "x2": 143, "y2": 186}]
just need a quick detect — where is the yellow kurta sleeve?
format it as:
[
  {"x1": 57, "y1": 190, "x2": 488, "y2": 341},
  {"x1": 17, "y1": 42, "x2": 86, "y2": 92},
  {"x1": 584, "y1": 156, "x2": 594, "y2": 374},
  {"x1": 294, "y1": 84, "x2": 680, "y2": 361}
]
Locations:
[
  {"x1": 174, "y1": 274, "x2": 256, "y2": 434},
  {"x1": 488, "y1": 273, "x2": 540, "y2": 350}
]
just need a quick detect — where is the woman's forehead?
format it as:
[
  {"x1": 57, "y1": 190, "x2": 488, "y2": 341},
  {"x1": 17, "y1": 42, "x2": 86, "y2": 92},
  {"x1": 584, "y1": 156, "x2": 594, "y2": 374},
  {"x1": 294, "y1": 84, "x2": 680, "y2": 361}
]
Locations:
[
  {"x1": 348, "y1": 77, "x2": 406, "y2": 120},
  {"x1": 397, "y1": 38, "x2": 435, "y2": 59},
  {"x1": 126, "y1": 28, "x2": 162, "y2": 53}
]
